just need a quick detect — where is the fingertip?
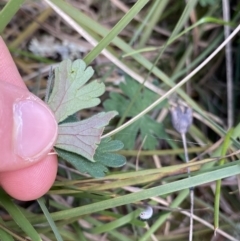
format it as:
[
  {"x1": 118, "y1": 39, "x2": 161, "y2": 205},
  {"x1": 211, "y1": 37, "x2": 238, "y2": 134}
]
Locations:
[
  {"x1": 0, "y1": 155, "x2": 58, "y2": 201},
  {"x1": 0, "y1": 81, "x2": 58, "y2": 171},
  {"x1": 13, "y1": 98, "x2": 58, "y2": 161},
  {"x1": 0, "y1": 37, "x2": 25, "y2": 88}
]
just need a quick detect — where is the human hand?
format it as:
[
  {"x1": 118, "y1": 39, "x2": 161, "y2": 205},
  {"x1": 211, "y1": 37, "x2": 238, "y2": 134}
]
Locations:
[{"x1": 0, "y1": 37, "x2": 58, "y2": 201}]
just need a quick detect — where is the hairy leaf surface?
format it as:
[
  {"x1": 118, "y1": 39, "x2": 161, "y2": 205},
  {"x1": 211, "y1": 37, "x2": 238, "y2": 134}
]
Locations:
[
  {"x1": 55, "y1": 138, "x2": 126, "y2": 178},
  {"x1": 48, "y1": 59, "x2": 105, "y2": 123},
  {"x1": 55, "y1": 111, "x2": 118, "y2": 161}
]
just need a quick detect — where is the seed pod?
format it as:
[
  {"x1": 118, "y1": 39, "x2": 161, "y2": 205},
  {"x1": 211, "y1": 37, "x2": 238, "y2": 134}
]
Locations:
[
  {"x1": 170, "y1": 105, "x2": 193, "y2": 134},
  {"x1": 139, "y1": 205, "x2": 153, "y2": 220}
]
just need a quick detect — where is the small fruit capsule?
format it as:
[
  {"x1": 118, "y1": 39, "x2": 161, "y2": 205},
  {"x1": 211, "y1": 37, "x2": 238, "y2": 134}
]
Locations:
[{"x1": 170, "y1": 105, "x2": 193, "y2": 134}]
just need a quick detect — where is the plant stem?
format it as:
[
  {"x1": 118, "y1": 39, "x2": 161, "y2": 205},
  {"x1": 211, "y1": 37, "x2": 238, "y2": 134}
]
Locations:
[
  {"x1": 222, "y1": 0, "x2": 233, "y2": 129},
  {"x1": 102, "y1": 21, "x2": 240, "y2": 139},
  {"x1": 181, "y1": 133, "x2": 193, "y2": 241}
]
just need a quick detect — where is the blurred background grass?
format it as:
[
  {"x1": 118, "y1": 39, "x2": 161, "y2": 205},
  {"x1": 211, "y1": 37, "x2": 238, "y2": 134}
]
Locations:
[{"x1": 1, "y1": 0, "x2": 240, "y2": 240}]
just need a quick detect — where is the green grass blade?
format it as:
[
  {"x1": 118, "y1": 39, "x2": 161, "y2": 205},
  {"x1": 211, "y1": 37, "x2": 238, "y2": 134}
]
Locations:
[
  {"x1": 48, "y1": 0, "x2": 237, "y2": 141},
  {"x1": 0, "y1": 189, "x2": 41, "y2": 241},
  {"x1": 169, "y1": 17, "x2": 232, "y2": 47},
  {"x1": 20, "y1": 161, "x2": 240, "y2": 224},
  {"x1": 0, "y1": 0, "x2": 25, "y2": 33},
  {"x1": 138, "y1": 0, "x2": 168, "y2": 47},
  {"x1": 91, "y1": 210, "x2": 140, "y2": 234},
  {"x1": 86, "y1": 216, "x2": 134, "y2": 241},
  {"x1": 83, "y1": 0, "x2": 149, "y2": 64},
  {"x1": 0, "y1": 226, "x2": 14, "y2": 241},
  {"x1": 72, "y1": 223, "x2": 88, "y2": 241},
  {"x1": 214, "y1": 128, "x2": 234, "y2": 231},
  {"x1": 169, "y1": 0, "x2": 198, "y2": 40},
  {"x1": 37, "y1": 198, "x2": 64, "y2": 241},
  {"x1": 202, "y1": 121, "x2": 240, "y2": 171},
  {"x1": 103, "y1": 22, "x2": 240, "y2": 139},
  {"x1": 52, "y1": 162, "x2": 240, "y2": 220},
  {"x1": 172, "y1": 33, "x2": 223, "y2": 81},
  {"x1": 139, "y1": 189, "x2": 188, "y2": 241},
  {"x1": 129, "y1": 0, "x2": 159, "y2": 46},
  {"x1": 125, "y1": 17, "x2": 232, "y2": 58}
]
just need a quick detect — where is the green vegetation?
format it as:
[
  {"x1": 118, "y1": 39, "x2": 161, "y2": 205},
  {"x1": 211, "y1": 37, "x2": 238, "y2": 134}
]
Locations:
[{"x1": 1, "y1": 0, "x2": 240, "y2": 240}]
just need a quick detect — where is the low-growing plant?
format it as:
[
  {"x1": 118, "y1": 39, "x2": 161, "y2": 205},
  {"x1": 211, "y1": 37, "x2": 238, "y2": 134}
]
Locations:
[{"x1": 1, "y1": 0, "x2": 240, "y2": 241}]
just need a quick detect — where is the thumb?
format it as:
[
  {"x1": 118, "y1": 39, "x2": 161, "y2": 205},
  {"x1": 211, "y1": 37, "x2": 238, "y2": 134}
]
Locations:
[
  {"x1": 0, "y1": 154, "x2": 58, "y2": 201},
  {"x1": 0, "y1": 80, "x2": 58, "y2": 171},
  {"x1": 0, "y1": 37, "x2": 58, "y2": 201}
]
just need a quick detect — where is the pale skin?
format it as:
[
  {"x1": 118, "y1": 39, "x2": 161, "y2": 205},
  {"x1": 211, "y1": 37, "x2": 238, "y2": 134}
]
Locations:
[{"x1": 0, "y1": 37, "x2": 58, "y2": 201}]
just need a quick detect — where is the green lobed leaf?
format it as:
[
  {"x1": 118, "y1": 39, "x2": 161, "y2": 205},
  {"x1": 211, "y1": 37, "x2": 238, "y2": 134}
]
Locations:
[
  {"x1": 56, "y1": 147, "x2": 107, "y2": 177},
  {"x1": 104, "y1": 75, "x2": 163, "y2": 116},
  {"x1": 138, "y1": 116, "x2": 167, "y2": 150},
  {"x1": 114, "y1": 121, "x2": 139, "y2": 150},
  {"x1": 103, "y1": 76, "x2": 167, "y2": 149},
  {"x1": 55, "y1": 138, "x2": 126, "y2": 178},
  {"x1": 48, "y1": 59, "x2": 105, "y2": 123},
  {"x1": 55, "y1": 111, "x2": 118, "y2": 161}
]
